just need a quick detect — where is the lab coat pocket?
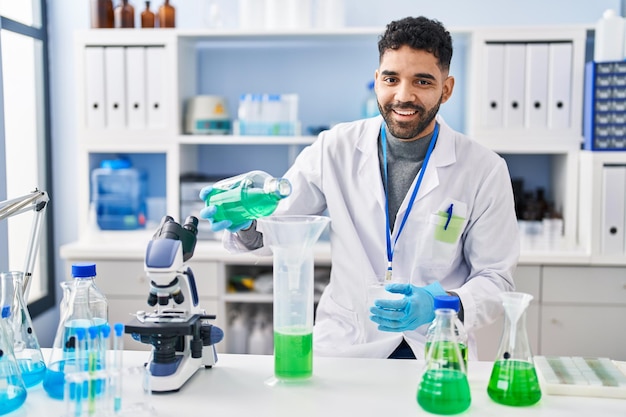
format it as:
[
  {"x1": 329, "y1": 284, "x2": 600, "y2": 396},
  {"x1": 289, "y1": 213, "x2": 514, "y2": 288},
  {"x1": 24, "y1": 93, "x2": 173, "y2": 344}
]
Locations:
[{"x1": 426, "y1": 202, "x2": 467, "y2": 268}]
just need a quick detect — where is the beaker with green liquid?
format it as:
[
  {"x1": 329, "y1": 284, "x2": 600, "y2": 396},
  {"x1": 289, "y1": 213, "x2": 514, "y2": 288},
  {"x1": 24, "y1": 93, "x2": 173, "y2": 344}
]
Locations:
[
  {"x1": 417, "y1": 307, "x2": 471, "y2": 415},
  {"x1": 487, "y1": 292, "x2": 541, "y2": 406},
  {"x1": 257, "y1": 215, "x2": 329, "y2": 383}
]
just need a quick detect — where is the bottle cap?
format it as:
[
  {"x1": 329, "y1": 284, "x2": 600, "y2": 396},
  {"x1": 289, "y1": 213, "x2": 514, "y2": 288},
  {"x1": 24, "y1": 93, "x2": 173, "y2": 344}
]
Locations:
[
  {"x1": 101, "y1": 159, "x2": 132, "y2": 170},
  {"x1": 72, "y1": 263, "x2": 97, "y2": 278},
  {"x1": 433, "y1": 295, "x2": 460, "y2": 311}
]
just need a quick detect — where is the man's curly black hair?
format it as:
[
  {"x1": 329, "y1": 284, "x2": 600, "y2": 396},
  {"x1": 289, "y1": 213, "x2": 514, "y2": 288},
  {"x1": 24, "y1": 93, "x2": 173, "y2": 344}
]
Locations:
[{"x1": 378, "y1": 16, "x2": 453, "y2": 73}]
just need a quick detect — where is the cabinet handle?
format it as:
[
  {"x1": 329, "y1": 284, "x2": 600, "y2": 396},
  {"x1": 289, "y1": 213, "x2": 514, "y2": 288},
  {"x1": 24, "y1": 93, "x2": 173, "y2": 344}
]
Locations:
[{"x1": 550, "y1": 318, "x2": 560, "y2": 325}]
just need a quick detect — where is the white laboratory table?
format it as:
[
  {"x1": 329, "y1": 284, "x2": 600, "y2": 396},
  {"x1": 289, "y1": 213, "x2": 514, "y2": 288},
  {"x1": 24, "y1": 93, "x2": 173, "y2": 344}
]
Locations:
[{"x1": 20, "y1": 351, "x2": 626, "y2": 417}]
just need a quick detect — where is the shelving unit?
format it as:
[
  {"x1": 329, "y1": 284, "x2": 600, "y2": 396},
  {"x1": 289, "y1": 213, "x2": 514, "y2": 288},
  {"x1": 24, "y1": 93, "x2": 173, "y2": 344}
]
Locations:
[{"x1": 60, "y1": 25, "x2": 626, "y2": 359}]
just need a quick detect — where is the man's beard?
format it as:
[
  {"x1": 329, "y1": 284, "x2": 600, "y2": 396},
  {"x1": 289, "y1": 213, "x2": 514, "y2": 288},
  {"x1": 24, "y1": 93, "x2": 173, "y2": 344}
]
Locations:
[{"x1": 379, "y1": 94, "x2": 442, "y2": 140}]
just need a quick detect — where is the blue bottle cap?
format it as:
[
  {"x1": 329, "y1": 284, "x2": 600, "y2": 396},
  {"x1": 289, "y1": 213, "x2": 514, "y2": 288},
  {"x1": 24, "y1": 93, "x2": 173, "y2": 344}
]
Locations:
[
  {"x1": 114, "y1": 323, "x2": 124, "y2": 337},
  {"x1": 434, "y1": 295, "x2": 460, "y2": 311},
  {"x1": 88, "y1": 326, "x2": 100, "y2": 340},
  {"x1": 101, "y1": 324, "x2": 111, "y2": 339},
  {"x1": 75, "y1": 327, "x2": 86, "y2": 341},
  {"x1": 72, "y1": 263, "x2": 96, "y2": 278},
  {"x1": 1, "y1": 305, "x2": 10, "y2": 319},
  {"x1": 100, "y1": 159, "x2": 132, "y2": 170}
]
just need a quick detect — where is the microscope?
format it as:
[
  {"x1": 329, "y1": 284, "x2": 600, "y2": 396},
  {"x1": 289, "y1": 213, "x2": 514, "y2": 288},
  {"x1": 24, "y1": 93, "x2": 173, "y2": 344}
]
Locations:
[{"x1": 124, "y1": 215, "x2": 224, "y2": 392}]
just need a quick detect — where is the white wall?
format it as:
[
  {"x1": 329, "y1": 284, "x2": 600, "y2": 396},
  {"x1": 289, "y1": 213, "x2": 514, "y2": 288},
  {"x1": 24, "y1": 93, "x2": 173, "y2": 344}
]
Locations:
[{"x1": 38, "y1": 0, "x2": 622, "y2": 346}]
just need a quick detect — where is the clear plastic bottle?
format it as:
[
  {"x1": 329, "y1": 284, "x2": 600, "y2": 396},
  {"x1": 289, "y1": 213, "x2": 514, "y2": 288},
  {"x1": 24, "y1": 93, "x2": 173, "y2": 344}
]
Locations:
[
  {"x1": 362, "y1": 80, "x2": 379, "y2": 118},
  {"x1": 203, "y1": 170, "x2": 292, "y2": 226},
  {"x1": 417, "y1": 305, "x2": 471, "y2": 414},
  {"x1": 91, "y1": 158, "x2": 147, "y2": 230},
  {"x1": 425, "y1": 295, "x2": 468, "y2": 367},
  {"x1": 43, "y1": 263, "x2": 108, "y2": 400},
  {"x1": 594, "y1": 9, "x2": 625, "y2": 62}
]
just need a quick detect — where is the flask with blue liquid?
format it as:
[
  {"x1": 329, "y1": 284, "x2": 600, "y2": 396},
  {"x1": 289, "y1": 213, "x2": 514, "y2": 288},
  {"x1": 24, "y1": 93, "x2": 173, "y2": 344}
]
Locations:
[
  {"x1": 43, "y1": 263, "x2": 108, "y2": 400},
  {"x1": 0, "y1": 271, "x2": 47, "y2": 388},
  {"x1": 0, "y1": 290, "x2": 27, "y2": 415}
]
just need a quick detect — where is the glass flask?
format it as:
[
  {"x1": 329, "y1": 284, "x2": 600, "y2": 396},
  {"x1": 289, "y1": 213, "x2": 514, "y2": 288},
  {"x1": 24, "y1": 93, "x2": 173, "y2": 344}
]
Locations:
[
  {"x1": 43, "y1": 263, "x2": 108, "y2": 400},
  {"x1": 157, "y1": 0, "x2": 176, "y2": 28},
  {"x1": 0, "y1": 315, "x2": 27, "y2": 415},
  {"x1": 204, "y1": 170, "x2": 292, "y2": 227},
  {"x1": 114, "y1": 0, "x2": 135, "y2": 28},
  {"x1": 0, "y1": 271, "x2": 46, "y2": 388},
  {"x1": 141, "y1": 1, "x2": 156, "y2": 28},
  {"x1": 417, "y1": 307, "x2": 471, "y2": 415},
  {"x1": 487, "y1": 292, "x2": 541, "y2": 406},
  {"x1": 90, "y1": 0, "x2": 114, "y2": 28},
  {"x1": 257, "y1": 215, "x2": 329, "y2": 383},
  {"x1": 425, "y1": 295, "x2": 468, "y2": 368}
]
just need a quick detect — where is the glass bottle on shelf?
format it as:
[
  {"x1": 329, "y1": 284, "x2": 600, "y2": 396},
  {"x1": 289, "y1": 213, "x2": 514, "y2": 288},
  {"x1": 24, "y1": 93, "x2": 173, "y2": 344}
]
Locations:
[
  {"x1": 157, "y1": 0, "x2": 176, "y2": 28},
  {"x1": 90, "y1": 0, "x2": 114, "y2": 28},
  {"x1": 141, "y1": 1, "x2": 155, "y2": 28},
  {"x1": 114, "y1": 0, "x2": 135, "y2": 28}
]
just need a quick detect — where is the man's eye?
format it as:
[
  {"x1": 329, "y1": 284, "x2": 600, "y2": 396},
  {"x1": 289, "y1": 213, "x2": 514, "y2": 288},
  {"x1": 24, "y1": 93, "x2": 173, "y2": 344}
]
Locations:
[{"x1": 384, "y1": 77, "x2": 397, "y2": 83}]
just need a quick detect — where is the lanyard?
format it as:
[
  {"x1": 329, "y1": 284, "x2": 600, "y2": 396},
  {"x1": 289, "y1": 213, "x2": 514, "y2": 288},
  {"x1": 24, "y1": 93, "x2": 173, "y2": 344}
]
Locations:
[{"x1": 382, "y1": 122, "x2": 439, "y2": 280}]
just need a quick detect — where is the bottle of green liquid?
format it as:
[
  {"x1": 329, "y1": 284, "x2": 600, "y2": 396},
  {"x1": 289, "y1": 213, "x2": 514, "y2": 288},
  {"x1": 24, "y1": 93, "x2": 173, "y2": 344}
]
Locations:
[
  {"x1": 417, "y1": 307, "x2": 471, "y2": 414},
  {"x1": 204, "y1": 170, "x2": 291, "y2": 226},
  {"x1": 424, "y1": 295, "x2": 468, "y2": 369}
]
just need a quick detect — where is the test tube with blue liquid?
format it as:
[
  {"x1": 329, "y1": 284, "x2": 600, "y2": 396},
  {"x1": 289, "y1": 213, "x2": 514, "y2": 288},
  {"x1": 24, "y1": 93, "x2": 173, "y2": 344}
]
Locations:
[{"x1": 112, "y1": 323, "x2": 124, "y2": 412}]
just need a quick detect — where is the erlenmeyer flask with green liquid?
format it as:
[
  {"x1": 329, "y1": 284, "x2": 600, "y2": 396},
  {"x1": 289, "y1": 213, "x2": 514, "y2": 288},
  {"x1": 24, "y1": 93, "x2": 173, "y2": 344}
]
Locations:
[
  {"x1": 417, "y1": 306, "x2": 471, "y2": 415},
  {"x1": 487, "y1": 292, "x2": 541, "y2": 406}
]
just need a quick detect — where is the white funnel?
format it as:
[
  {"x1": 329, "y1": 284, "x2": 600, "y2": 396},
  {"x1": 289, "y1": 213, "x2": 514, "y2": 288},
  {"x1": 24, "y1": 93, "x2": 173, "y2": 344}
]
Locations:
[{"x1": 500, "y1": 292, "x2": 533, "y2": 351}]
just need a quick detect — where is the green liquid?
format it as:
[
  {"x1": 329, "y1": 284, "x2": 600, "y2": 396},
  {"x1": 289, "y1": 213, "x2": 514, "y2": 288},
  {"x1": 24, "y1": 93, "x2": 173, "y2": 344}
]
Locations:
[
  {"x1": 425, "y1": 341, "x2": 468, "y2": 370},
  {"x1": 274, "y1": 330, "x2": 313, "y2": 380},
  {"x1": 487, "y1": 360, "x2": 541, "y2": 406},
  {"x1": 417, "y1": 369, "x2": 471, "y2": 415},
  {"x1": 206, "y1": 188, "x2": 280, "y2": 225}
]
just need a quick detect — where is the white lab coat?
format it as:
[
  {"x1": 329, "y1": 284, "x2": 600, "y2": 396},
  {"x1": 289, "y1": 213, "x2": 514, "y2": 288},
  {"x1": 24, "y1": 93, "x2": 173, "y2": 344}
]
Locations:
[{"x1": 225, "y1": 115, "x2": 519, "y2": 359}]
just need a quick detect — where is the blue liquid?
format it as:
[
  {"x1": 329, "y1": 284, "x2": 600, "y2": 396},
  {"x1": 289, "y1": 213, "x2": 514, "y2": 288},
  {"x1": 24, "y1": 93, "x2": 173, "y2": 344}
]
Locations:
[
  {"x1": 43, "y1": 359, "x2": 105, "y2": 400},
  {"x1": 0, "y1": 385, "x2": 27, "y2": 415},
  {"x1": 18, "y1": 359, "x2": 46, "y2": 388}
]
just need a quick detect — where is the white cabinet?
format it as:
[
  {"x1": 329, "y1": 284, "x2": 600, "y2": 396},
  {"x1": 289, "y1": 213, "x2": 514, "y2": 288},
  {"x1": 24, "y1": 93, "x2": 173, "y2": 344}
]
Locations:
[{"x1": 541, "y1": 266, "x2": 626, "y2": 360}]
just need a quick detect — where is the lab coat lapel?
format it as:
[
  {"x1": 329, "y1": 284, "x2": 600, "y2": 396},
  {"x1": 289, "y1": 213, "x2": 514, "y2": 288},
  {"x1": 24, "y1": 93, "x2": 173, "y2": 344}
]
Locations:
[
  {"x1": 393, "y1": 120, "x2": 457, "y2": 229},
  {"x1": 356, "y1": 118, "x2": 386, "y2": 213}
]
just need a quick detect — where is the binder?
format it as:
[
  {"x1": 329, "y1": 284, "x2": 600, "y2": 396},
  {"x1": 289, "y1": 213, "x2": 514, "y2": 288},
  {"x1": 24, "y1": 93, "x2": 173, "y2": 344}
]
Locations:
[
  {"x1": 104, "y1": 46, "x2": 127, "y2": 129},
  {"x1": 601, "y1": 165, "x2": 626, "y2": 255},
  {"x1": 525, "y1": 43, "x2": 550, "y2": 129},
  {"x1": 84, "y1": 47, "x2": 106, "y2": 129},
  {"x1": 547, "y1": 42, "x2": 573, "y2": 129},
  {"x1": 482, "y1": 43, "x2": 505, "y2": 128},
  {"x1": 125, "y1": 47, "x2": 147, "y2": 129},
  {"x1": 145, "y1": 46, "x2": 166, "y2": 129},
  {"x1": 503, "y1": 43, "x2": 526, "y2": 128}
]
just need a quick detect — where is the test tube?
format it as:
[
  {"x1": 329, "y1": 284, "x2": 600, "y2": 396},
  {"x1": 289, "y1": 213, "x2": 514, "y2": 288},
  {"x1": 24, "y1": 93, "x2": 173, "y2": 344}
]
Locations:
[
  {"x1": 87, "y1": 326, "x2": 100, "y2": 416},
  {"x1": 113, "y1": 323, "x2": 124, "y2": 413},
  {"x1": 73, "y1": 328, "x2": 87, "y2": 417}
]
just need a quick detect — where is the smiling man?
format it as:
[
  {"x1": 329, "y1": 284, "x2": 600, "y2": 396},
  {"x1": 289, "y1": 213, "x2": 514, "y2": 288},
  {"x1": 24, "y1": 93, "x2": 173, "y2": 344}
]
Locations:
[{"x1": 207, "y1": 16, "x2": 520, "y2": 360}]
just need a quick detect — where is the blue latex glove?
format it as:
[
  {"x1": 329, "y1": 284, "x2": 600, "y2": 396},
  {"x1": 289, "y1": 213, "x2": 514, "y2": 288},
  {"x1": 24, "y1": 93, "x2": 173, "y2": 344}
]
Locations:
[
  {"x1": 369, "y1": 282, "x2": 447, "y2": 332},
  {"x1": 198, "y1": 185, "x2": 253, "y2": 233}
]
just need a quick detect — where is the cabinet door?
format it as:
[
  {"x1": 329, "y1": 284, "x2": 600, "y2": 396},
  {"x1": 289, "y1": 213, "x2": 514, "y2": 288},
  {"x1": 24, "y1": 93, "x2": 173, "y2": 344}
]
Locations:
[
  {"x1": 472, "y1": 265, "x2": 541, "y2": 361},
  {"x1": 541, "y1": 306, "x2": 626, "y2": 360},
  {"x1": 542, "y1": 266, "x2": 626, "y2": 360}
]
